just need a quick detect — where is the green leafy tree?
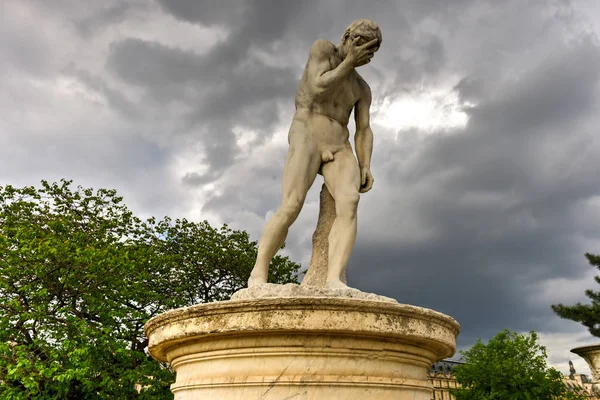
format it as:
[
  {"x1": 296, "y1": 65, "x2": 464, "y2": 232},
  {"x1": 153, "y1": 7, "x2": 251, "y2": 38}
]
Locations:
[
  {"x1": 451, "y1": 330, "x2": 584, "y2": 400},
  {"x1": 552, "y1": 253, "x2": 600, "y2": 338},
  {"x1": 0, "y1": 180, "x2": 300, "y2": 399}
]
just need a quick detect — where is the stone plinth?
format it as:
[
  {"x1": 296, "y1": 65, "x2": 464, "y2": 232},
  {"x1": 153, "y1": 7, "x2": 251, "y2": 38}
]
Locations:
[
  {"x1": 145, "y1": 291, "x2": 460, "y2": 399},
  {"x1": 572, "y1": 344, "x2": 600, "y2": 395}
]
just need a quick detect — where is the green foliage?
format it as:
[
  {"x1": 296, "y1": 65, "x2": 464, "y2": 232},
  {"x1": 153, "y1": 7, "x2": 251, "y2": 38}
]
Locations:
[
  {"x1": 0, "y1": 180, "x2": 300, "y2": 399},
  {"x1": 451, "y1": 330, "x2": 584, "y2": 400},
  {"x1": 552, "y1": 253, "x2": 600, "y2": 338}
]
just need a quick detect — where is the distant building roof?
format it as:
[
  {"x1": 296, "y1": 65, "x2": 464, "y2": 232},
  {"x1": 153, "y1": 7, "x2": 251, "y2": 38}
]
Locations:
[{"x1": 430, "y1": 359, "x2": 465, "y2": 373}]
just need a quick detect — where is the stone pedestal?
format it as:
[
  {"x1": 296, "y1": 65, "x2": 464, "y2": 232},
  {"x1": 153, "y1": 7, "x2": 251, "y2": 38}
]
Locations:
[
  {"x1": 145, "y1": 290, "x2": 460, "y2": 399},
  {"x1": 572, "y1": 344, "x2": 600, "y2": 395}
]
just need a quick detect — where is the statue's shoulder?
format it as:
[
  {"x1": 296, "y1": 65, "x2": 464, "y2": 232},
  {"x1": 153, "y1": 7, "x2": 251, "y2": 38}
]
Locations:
[
  {"x1": 355, "y1": 73, "x2": 372, "y2": 97},
  {"x1": 309, "y1": 39, "x2": 336, "y2": 57}
]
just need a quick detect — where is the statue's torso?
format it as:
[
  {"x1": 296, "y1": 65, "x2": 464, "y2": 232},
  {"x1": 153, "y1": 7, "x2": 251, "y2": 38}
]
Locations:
[{"x1": 290, "y1": 41, "x2": 365, "y2": 148}]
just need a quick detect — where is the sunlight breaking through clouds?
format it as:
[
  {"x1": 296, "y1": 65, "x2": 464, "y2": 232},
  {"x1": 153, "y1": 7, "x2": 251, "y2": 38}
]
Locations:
[{"x1": 375, "y1": 88, "x2": 470, "y2": 135}]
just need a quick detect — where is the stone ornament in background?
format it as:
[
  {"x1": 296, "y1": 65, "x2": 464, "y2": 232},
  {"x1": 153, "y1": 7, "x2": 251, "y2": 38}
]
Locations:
[
  {"x1": 572, "y1": 344, "x2": 600, "y2": 395},
  {"x1": 248, "y1": 19, "x2": 382, "y2": 290}
]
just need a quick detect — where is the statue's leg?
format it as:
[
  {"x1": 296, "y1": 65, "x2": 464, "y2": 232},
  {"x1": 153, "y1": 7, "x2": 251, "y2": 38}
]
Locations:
[
  {"x1": 248, "y1": 142, "x2": 321, "y2": 287},
  {"x1": 320, "y1": 147, "x2": 361, "y2": 289}
]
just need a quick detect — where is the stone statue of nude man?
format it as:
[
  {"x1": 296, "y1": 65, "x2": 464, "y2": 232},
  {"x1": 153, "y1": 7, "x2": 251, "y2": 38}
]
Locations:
[{"x1": 248, "y1": 19, "x2": 381, "y2": 289}]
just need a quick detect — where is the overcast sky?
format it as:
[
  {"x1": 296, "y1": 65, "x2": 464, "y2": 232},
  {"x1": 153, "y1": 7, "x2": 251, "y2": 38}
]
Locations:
[{"x1": 3, "y1": 0, "x2": 600, "y2": 374}]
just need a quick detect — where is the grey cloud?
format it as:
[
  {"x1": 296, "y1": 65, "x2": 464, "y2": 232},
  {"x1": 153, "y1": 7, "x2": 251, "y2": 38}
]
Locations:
[
  {"x1": 71, "y1": 1, "x2": 143, "y2": 37},
  {"x1": 155, "y1": 0, "x2": 246, "y2": 26},
  {"x1": 471, "y1": 44, "x2": 600, "y2": 137},
  {"x1": 157, "y1": 0, "x2": 314, "y2": 36},
  {"x1": 182, "y1": 172, "x2": 214, "y2": 186},
  {"x1": 192, "y1": 64, "x2": 297, "y2": 128},
  {"x1": 105, "y1": 30, "x2": 297, "y2": 179},
  {"x1": 157, "y1": 0, "x2": 317, "y2": 66},
  {"x1": 0, "y1": 10, "x2": 55, "y2": 77},
  {"x1": 100, "y1": 1, "x2": 321, "y2": 181},
  {"x1": 0, "y1": 116, "x2": 178, "y2": 217},
  {"x1": 107, "y1": 38, "x2": 203, "y2": 96},
  {"x1": 203, "y1": 159, "x2": 285, "y2": 218},
  {"x1": 453, "y1": 76, "x2": 485, "y2": 105},
  {"x1": 421, "y1": 35, "x2": 446, "y2": 75},
  {"x1": 64, "y1": 65, "x2": 141, "y2": 119},
  {"x1": 392, "y1": 40, "x2": 600, "y2": 191}
]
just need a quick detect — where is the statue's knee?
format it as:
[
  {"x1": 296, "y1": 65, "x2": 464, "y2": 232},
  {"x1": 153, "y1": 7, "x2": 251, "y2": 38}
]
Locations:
[
  {"x1": 280, "y1": 196, "x2": 304, "y2": 221},
  {"x1": 335, "y1": 192, "x2": 360, "y2": 217}
]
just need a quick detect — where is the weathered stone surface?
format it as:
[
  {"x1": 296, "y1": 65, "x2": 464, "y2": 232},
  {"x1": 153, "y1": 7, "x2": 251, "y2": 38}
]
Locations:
[
  {"x1": 145, "y1": 297, "x2": 460, "y2": 399},
  {"x1": 248, "y1": 20, "x2": 382, "y2": 288},
  {"x1": 301, "y1": 184, "x2": 344, "y2": 287},
  {"x1": 231, "y1": 282, "x2": 396, "y2": 303}
]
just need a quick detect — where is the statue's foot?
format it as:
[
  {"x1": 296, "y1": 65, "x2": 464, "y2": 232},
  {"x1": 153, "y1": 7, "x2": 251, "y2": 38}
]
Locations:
[
  {"x1": 248, "y1": 273, "x2": 268, "y2": 287},
  {"x1": 325, "y1": 280, "x2": 349, "y2": 290}
]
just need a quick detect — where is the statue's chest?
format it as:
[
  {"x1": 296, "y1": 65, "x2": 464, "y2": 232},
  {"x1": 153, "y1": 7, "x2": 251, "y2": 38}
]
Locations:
[
  {"x1": 333, "y1": 58, "x2": 360, "y2": 100},
  {"x1": 333, "y1": 79, "x2": 358, "y2": 106},
  {"x1": 330, "y1": 70, "x2": 357, "y2": 106}
]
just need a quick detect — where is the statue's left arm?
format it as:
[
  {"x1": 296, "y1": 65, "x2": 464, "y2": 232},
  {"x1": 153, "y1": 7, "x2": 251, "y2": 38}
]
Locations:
[{"x1": 354, "y1": 82, "x2": 374, "y2": 193}]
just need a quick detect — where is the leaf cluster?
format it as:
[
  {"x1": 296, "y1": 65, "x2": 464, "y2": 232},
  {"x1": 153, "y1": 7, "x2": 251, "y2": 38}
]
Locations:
[
  {"x1": 451, "y1": 330, "x2": 585, "y2": 400},
  {"x1": 552, "y1": 253, "x2": 600, "y2": 338},
  {"x1": 0, "y1": 180, "x2": 300, "y2": 399}
]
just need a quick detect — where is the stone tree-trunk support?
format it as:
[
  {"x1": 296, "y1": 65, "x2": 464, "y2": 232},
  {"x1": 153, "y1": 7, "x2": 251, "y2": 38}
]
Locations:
[{"x1": 302, "y1": 184, "x2": 344, "y2": 287}]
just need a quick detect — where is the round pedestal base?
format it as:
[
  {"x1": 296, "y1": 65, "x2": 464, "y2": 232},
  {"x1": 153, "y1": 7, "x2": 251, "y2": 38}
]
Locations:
[{"x1": 145, "y1": 297, "x2": 460, "y2": 400}]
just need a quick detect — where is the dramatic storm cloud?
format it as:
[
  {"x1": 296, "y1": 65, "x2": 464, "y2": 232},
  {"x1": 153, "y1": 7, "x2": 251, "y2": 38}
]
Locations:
[{"x1": 3, "y1": 0, "x2": 600, "y2": 374}]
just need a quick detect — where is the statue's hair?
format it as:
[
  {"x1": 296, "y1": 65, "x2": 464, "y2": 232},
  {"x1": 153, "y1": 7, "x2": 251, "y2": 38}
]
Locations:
[{"x1": 342, "y1": 19, "x2": 382, "y2": 48}]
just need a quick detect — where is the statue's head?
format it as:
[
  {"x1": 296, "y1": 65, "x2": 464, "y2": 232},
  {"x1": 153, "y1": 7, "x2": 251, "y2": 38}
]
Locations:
[{"x1": 340, "y1": 19, "x2": 382, "y2": 62}]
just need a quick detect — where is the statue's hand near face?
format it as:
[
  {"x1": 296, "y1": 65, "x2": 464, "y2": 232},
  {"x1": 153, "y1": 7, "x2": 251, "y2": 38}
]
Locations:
[{"x1": 346, "y1": 37, "x2": 379, "y2": 67}]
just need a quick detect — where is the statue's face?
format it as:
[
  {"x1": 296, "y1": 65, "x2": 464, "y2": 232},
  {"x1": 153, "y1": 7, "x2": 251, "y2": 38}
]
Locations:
[
  {"x1": 351, "y1": 34, "x2": 371, "y2": 47},
  {"x1": 343, "y1": 31, "x2": 380, "y2": 64}
]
